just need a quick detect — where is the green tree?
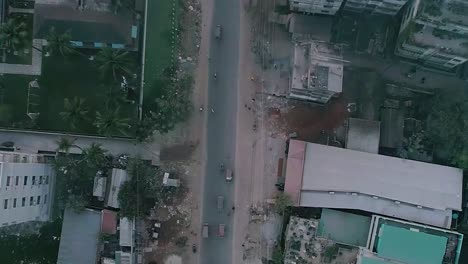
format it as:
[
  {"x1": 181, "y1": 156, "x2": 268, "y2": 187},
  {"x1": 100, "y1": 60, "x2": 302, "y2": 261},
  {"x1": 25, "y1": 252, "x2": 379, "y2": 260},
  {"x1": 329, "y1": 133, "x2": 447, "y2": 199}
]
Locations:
[
  {"x1": 0, "y1": 18, "x2": 28, "y2": 51},
  {"x1": 55, "y1": 137, "x2": 79, "y2": 154},
  {"x1": 45, "y1": 27, "x2": 76, "y2": 57},
  {"x1": 82, "y1": 143, "x2": 108, "y2": 167},
  {"x1": 118, "y1": 159, "x2": 162, "y2": 218},
  {"x1": 272, "y1": 246, "x2": 285, "y2": 264},
  {"x1": 425, "y1": 89, "x2": 468, "y2": 164},
  {"x1": 59, "y1": 97, "x2": 89, "y2": 130},
  {"x1": 274, "y1": 192, "x2": 293, "y2": 215},
  {"x1": 111, "y1": 0, "x2": 135, "y2": 12},
  {"x1": 151, "y1": 75, "x2": 192, "y2": 133},
  {"x1": 95, "y1": 48, "x2": 133, "y2": 81},
  {"x1": 94, "y1": 105, "x2": 131, "y2": 136},
  {"x1": 53, "y1": 144, "x2": 110, "y2": 210}
]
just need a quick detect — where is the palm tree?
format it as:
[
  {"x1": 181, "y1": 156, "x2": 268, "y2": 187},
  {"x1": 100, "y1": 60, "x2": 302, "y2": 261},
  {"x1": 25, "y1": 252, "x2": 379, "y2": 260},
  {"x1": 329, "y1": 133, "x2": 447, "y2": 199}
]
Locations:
[
  {"x1": 56, "y1": 137, "x2": 80, "y2": 154},
  {"x1": 111, "y1": 0, "x2": 135, "y2": 12},
  {"x1": 59, "y1": 97, "x2": 89, "y2": 130},
  {"x1": 46, "y1": 27, "x2": 76, "y2": 57},
  {"x1": 95, "y1": 48, "x2": 133, "y2": 81},
  {"x1": 82, "y1": 143, "x2": 108, "y2": 166},
  {"x1": 94, "y1": 106, "x2": 131, "y2": 136},
  {"x1": 0, "y1": 18, "x2": 28, "y2": 51}
]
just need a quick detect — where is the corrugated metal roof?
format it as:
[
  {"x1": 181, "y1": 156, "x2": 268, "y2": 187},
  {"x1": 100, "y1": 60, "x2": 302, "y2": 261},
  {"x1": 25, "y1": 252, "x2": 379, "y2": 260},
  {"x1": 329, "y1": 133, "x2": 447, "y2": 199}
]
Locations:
[
  {"x1": 346, "y1": 118, "x2": 380, "y2": 154},
  {"x1": 106, "y1": 169, "x2": 128, "y2": 208},
  {"x1": 119, "y1": 217, "x2": 134, "y2": 247},
  {"x1": 285, "y1": 140, "x2": 463, "y2": 228},
  {"x1": 57, "y1": 208, "x2": 101, "y2": 264}
]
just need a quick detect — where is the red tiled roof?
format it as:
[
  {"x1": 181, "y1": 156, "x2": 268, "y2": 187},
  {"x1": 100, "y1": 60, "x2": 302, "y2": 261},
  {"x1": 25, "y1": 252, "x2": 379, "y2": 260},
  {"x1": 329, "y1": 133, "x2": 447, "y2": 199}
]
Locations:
[{"x1": 101, "y1": 209, "x2": 117, "y2": 234}]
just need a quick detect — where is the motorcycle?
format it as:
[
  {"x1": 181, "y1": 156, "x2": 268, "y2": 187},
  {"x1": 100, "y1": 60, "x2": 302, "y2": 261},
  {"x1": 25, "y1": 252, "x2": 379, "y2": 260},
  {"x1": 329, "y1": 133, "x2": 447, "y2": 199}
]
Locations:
[{"x1": 192, "y1": 244, "x2": 197, "y2": 253}]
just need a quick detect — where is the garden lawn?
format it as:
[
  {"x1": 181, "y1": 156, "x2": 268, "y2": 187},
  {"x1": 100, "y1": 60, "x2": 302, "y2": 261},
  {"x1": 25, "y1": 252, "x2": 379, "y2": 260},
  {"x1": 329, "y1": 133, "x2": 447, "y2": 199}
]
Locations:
[
  {"x1": 143, "y1": 0, "x2": 179, "y2": 110},
  {"x1": 36, "y1": 55, "x2": 137, "y2": 134},
  {"x1": 0, "y1": 74, "x2": 36, "y2": 126}
]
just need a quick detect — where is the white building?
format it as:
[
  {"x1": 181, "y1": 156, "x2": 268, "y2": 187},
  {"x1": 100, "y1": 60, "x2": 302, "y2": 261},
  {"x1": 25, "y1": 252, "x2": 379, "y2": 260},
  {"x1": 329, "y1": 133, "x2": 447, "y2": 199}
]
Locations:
[
  {"x1": 284, "y1": 140, "x2": 463, "y2": 228},
  {"x1": 289, "y1": 0, "x2": 344, "y2": 15},
  {"x1": 290, "y1": 41, "x2": 343, "y2": 104},
  {"x1": 0, "y1": 151, "x2": 54, "y2": 227},
  {"x1": 343, "y1": 0, "x2": 409, "y2": 15},
  {"x1": 396, "y1": 0, "x2": 468, "y2": 72}
]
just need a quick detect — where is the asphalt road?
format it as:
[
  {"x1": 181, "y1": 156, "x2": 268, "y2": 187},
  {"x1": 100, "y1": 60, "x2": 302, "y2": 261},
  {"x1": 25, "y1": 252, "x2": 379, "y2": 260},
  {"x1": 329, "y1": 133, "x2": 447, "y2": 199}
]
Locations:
[{"x1": 200, "y1": 0, "x2": 240, "y2": 263}]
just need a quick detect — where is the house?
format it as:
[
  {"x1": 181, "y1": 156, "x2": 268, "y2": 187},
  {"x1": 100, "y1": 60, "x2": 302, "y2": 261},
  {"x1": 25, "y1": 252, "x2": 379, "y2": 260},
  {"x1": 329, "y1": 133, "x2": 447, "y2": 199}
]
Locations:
[
  {"x1": 33, "y1": 0, "x2": 139, "y2": 50},
  {"x1": 0, "y1": 151, "x2": 54, "y2": 227},
  {"x1": 119, "y1": 217, "x2": 134, "y2": 248},
  {"x1": 284, "y1": 140, "x2": 463, "y2": 228},
  {"x1": 396, "y1": 0, "x2": 468, "y2": 73},
  {"x1": 284, "y1": 212, "x2": 463, "y2": 264},
  {"x1": 57, "y1": 208, "x2": 102, "y2": 264},
  {"x1": 289, "y1": 0, "x2": 344, "y2": 15},
  {"x1": 343, "y1": 0, "x2": 409, "y2": 15},
  {"x1": 105, "y1": 168, "x2": 128, "y2": 209},
  {"x1": 290, "y1": 41, "x2": 343, "y2": 104}
]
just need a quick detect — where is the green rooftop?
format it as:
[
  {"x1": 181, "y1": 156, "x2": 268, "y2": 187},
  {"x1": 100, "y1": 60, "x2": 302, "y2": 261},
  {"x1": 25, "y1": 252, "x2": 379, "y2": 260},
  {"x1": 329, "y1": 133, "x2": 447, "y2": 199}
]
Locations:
[
  {"x1": 376, "y1": 224, "x2": 448, "y2": 264},
  {"x1": 316, "y1": 209, "x2": 371, "y2": 247},
  {"x1": 360, "y1": 256, "x2": 393, "y2": 264}
]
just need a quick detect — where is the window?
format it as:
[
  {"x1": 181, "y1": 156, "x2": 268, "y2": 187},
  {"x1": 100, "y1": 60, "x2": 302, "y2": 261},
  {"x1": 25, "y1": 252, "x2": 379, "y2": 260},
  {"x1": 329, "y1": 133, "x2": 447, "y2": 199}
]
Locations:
[
  {"x1": 32, "y1": 176, "x2": 36, "y2": 185},
  {"x1": 29, "y1": 197, "x2": 34, "y2": 206},
  {"x1": 3, "y1": 199, "x2": 8, "y2": 209},
  {"x1": 15, "y1": 176, "x2": 19, "y2": 186},
  {"x1": 21, "y1": 197, "x2": 25, "y2": 207},
  {"x1": 39, "y1": 176, "x2": 43, "y2": 185},
  {"x1": 6, "y1": 176, "x2": 10, "y2": 186},
  {"x1": 44, "y1": 195, "x2": 47, "y2": 204},
  {"x1": 13, "y1": 198, "x2": 16, "y2": 208},
  {"x1": 37, "y1": 196, "x2": 41, "y2": 204},
  {"x1": 45, "y1": 176, "x2": 49, "y2": 184},
  {"x1": 24, "y1": 176, "x2": 28, "y2": 186}
]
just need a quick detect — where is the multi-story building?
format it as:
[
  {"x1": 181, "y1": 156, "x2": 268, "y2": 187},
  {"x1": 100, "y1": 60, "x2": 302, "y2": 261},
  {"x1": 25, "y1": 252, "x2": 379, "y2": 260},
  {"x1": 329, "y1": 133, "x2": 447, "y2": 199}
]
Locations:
[
  {"x1": 0, "y1": 152, "x2": 54, "y2": 227},
  {"x1": 289, "y1": 0, "x2": 344, "y2": 15},
  {"x1": 396, "y1": 0, "x2": 468, "y2": 73},
  {"x1": 290, "y1": 41, "x2": 343, "y2": 104},
  {"x1": 343, "y1": 0, "x2": 409, "y2": 15}
]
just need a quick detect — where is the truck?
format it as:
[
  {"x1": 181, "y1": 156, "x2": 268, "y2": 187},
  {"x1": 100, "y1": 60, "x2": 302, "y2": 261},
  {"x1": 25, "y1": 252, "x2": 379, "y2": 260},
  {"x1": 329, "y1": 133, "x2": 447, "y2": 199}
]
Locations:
[
  {"x1": 217, "y1": 195, "x2": 224, "y2": 211},
  {"x1": 202, "y1": 223, "x2": 209, "y2": 238},
  {"x1": 218, "y1": 224, "x2": 225, "y2": 238}
]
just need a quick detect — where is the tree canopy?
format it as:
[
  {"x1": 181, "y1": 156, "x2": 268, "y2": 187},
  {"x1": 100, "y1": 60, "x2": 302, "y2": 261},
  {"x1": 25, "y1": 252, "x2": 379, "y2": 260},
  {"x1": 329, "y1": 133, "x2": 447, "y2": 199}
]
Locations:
[
  {"x1": 118, "y1": 159, "x2": 162, "y2": 218},
  {"x1": 53, "y1": 143, "x2": 109, "y2": 211},
  {"x1": 424, "y1": 89, "x2": 468, "y2": 169}
]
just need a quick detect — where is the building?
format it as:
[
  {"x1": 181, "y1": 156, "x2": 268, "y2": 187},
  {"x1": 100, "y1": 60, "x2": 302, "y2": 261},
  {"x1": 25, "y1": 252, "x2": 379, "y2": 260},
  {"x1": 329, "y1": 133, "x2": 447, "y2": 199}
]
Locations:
[
  {"x1": 343, "y1": 0, "x2": 409, "y2": 15},
  {"x1": 289, "y1": 0, "x2": 344, "y2": 15},
  {"x1": 33, "y1": 0, "x2": 139, "y2": 50},
  {"x1": 105, "y1": 168, "x2": 128, "y2": 209},
  {"x1": 284, "y1": 212, "x2": 463, "y2": 264},
  {"x1": 345, "y1": 118, "x2": 381, "y2": 154},
  {"x1": 119, "y1": 217, "x2": 134, "y2": 248},
  {"x1": 396, "y1": 0, "x2": 468, "y2": 73},
  {"x1": 290, "y1": 41, "x2": 343, "y2": 104},
  {"x1": 284, "y1": 140, "x2": 463, "y2": 228},
  {"x1": 361, "y1": 215, "x2": 463, "y2": 264},
  {"x1": 0, "y1": 151, "x2": 54, "y2": 227},
  {"x1": 57, "y1": 208, "x2": 102, "y2": 264}
]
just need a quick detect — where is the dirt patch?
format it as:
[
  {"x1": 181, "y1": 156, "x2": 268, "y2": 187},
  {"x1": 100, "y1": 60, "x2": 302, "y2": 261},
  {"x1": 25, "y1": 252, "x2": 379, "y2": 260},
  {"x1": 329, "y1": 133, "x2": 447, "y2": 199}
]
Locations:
[
  {"x1": 266, "y1": 97, "x2": 348, "y2": 142},
  {"x1": 160, "y1": 141, "x2": 199, "y2": 161}
]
